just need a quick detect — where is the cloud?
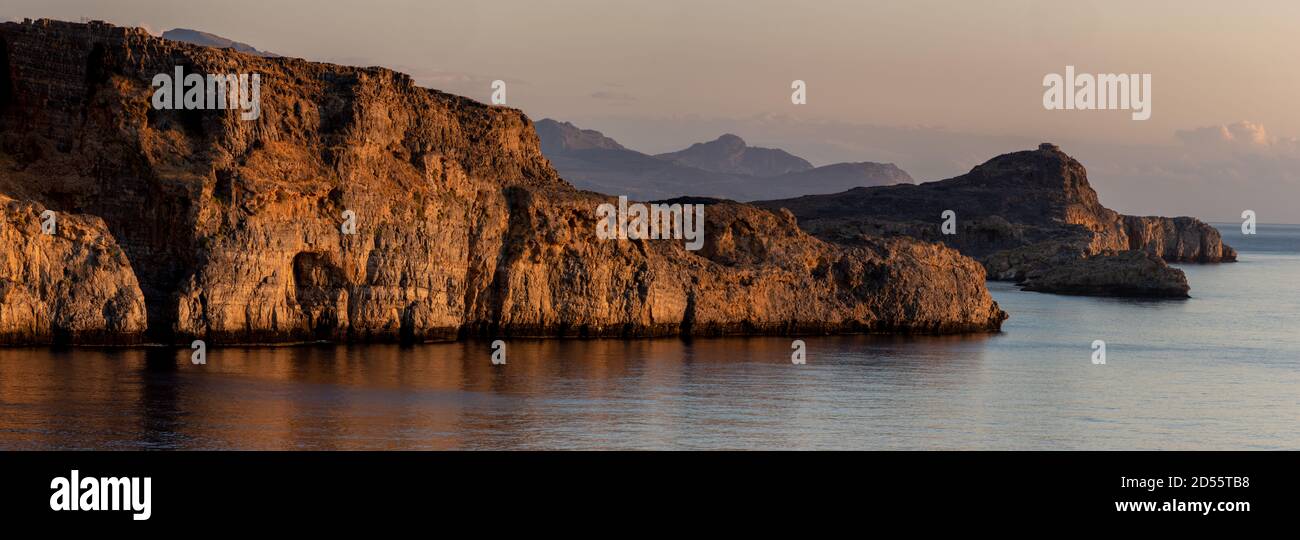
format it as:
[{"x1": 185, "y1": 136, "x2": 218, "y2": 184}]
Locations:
[
  {"x1": 403, "y1": 68, "x2": 527, "y2": 87},
  {"x1": 1077, "y1": 122, "x2": 1300, "y2": 221},
  {"x1": 321, "y1": 59, "x2": 527, "y2": 100},
  {"x1": 1175, "y1": 121, "x2": 1300, "y2": 156},
  {"x1": 590, "y1": 90, "x2": 636, "y2": 102},
  {"x1": 415, "y1": 71, "x2": 474, "y2": 84}
]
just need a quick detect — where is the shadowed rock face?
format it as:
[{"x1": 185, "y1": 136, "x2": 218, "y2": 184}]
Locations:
[
  {"x1": 758, "y1": 143, "x2": 1235, "y2": 297},
  {"x1": 0, "y1": 19, "x2": 1005, "y2": 345},
  {"x1": 1020, "y1": 250, "x2": 1190, "y2": 298}
]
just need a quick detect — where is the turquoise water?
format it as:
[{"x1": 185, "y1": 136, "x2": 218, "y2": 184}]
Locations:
[{"x1": 0, "y1": 225, "x2": 1296, "y2": 449}]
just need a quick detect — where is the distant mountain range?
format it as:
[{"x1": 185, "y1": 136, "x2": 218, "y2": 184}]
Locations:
[
  {"x1": 536, "y1": 119, "x2": 913, "y2": 201},
  {"x1": 653, "y1": 133, "x2": 811, "y2": 177},
  {"x1": 160, "y1": 28, "x2": 280, "y2": 57}
]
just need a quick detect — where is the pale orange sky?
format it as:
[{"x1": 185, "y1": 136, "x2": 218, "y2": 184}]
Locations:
[
  {"x1": 6, "y1": 0, "x2": 1298, "y2": 142},
  {"x1": 5, "y1": 0, "x2": 1300, "y2": 221}
]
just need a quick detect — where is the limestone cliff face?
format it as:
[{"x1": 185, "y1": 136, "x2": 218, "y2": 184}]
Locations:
[
  {"x1": 0, "y1": 19, "x2": 1004, "y2": 344},
  {"x1": 0, "y1": 193, "x2": 149, "y2": 343},
  {"x1": 759, "y1": 144, "x2": 1235, "y2": 297},
  {"x1": 1121, "y1": 215, "x2": 1235, "y2": 263}
]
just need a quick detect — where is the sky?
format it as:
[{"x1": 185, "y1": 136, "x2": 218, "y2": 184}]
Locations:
[{"x1": 4, "y1": 0, "x2": 1299, "y2": 222}]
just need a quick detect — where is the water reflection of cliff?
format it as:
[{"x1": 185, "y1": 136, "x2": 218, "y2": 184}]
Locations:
[{"x1": 0, "y1": 335, "x2": 993, "y2": 450}]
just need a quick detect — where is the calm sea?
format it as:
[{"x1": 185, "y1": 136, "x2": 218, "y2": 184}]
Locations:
[{"x1": 1, "y1": 224, "x2": 1296, "y2": 450}]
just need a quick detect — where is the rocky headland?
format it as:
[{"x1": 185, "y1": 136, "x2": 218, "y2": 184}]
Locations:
[
  {"x1": 0, "y1": 19, "x2": 1005, "y2": 345},
  {"x1": 758, "y1": 143, "x2": 1235, "y2": 298}
]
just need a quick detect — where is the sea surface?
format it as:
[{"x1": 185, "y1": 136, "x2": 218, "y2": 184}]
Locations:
[{"x1": 1, "y1": 224, "x2": 1296, "y2": 450}]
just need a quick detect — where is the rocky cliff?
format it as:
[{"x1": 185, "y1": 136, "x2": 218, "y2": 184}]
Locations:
[
  {"x1": 0, "y1": 19, "x2": 1005, "y2": 345},
  {"x1": 759, "y1": 144, "x2": 1235, "y2": 297},
  {"x1": 1121, "y1": 215, "x2": 1236, "y2": 262},
  {"x1": 0, "y1": 193, "x2": 148, "y2": 343}
]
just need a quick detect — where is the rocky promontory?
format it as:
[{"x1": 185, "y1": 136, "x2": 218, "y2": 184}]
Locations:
[
  {"x1": 0, "y1": 19, "x2": 1005, "y2": 345},
  {"x1": 759, "y1": 143, "x2": 1235, "y2": 297},
  {"x1": 1018, "y1": 250, "x2": 1190, "y2": 297}
]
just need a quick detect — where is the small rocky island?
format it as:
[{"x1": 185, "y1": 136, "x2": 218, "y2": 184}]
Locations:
[{"x1": 758, "y1": 143, "x2": 1234, "y2": 298}]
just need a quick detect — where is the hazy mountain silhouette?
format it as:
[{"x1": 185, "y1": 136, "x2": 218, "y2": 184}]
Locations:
[
  {"x1": 765, "y1": 161, "x2": 912, "y2": 192},
  {"x1": 654, "y1": 133, "x2": 811, "y2": 177},
  {"x1": 536, "y1": 119, "x2": 912, "y2": 201},
  {"x1": 536, "y1": 119, "x2": 625, "y2": 154},
  {"x1": 161, "y1": 28, "x2": 281, "y2": 57}
]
